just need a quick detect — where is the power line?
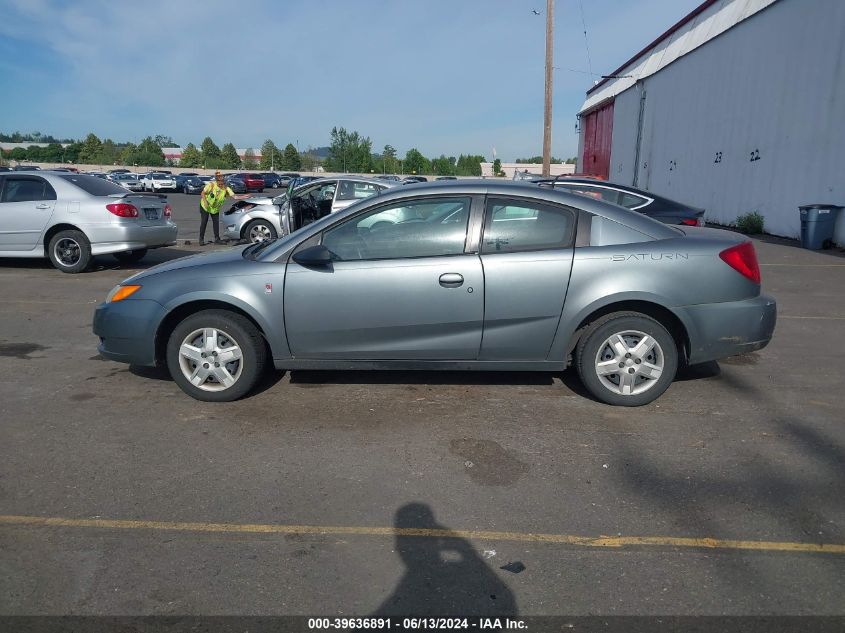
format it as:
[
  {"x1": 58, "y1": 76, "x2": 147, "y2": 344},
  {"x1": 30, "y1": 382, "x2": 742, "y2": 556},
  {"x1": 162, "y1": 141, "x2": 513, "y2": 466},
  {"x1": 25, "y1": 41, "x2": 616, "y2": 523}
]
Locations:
[{"x1": 577, "y1": 0, "x2": 593, "y2": 78}]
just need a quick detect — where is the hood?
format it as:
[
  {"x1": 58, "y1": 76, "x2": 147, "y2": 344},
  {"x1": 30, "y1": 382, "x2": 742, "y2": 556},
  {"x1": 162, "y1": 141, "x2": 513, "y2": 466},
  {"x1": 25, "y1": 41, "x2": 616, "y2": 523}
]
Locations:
[{"x1": 122, "y1": 246, "x2": 250, "y2": 284}]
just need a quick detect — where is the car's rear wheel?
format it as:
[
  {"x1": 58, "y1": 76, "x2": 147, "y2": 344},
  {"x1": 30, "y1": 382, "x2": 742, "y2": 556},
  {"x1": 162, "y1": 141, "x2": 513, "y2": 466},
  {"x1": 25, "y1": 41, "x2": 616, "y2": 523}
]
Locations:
[
  {"x1": 166, "y1": 310, "x2": 267, "y2": 402},
  {"x1": 575, "y1": 312, "x2": 677, "y2": 406},
  {"x1": 244, "y1": 219, "x2": 277, "y2": 244},
  {"x1": 48, "y1": 229, "x2": 92, "y2": 273},
  {"x1": 113, "y1": 248, "x2": 148, "y2": 265}
]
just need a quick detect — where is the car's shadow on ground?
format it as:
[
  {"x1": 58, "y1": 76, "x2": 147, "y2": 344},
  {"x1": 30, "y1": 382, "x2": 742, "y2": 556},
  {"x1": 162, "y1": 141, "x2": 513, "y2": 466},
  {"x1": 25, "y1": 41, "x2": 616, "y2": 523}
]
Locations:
[
  {"x1": 129, "y1": 364, "x2": 286, "y2": 397},
  {"x1": 0, "y1": 246, "x2": 203, "y2": 273},
  {"x1": 288, "y1": 369, "x2": 559, "y2": 387}
]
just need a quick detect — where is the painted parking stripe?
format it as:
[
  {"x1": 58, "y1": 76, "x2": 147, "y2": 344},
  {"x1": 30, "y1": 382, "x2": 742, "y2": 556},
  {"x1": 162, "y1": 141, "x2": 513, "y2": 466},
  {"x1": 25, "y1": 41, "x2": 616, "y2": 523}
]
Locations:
[{"x1": 1, "y1": 514, "x2": 843, "y2": 555}]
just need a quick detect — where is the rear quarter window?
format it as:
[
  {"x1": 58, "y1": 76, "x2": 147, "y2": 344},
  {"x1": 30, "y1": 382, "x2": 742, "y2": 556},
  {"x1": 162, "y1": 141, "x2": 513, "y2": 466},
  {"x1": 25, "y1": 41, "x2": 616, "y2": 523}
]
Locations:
[{"x1": 59, "y1": 174, "x2": 128, "y2": 196}]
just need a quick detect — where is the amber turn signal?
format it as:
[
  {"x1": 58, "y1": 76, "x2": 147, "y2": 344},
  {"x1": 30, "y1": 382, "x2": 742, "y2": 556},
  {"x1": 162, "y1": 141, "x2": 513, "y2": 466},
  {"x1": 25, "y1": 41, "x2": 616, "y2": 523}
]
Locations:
[{"x1": 107, "y1": 284, "x2": 142, "y2": 303}]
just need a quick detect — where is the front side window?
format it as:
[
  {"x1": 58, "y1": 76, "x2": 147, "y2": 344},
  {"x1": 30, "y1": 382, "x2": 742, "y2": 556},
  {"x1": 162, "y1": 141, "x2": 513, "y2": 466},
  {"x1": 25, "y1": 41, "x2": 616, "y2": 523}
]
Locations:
[
  {"x1": 1, "y1": 177, "x2": 56, "y2": 203},
  {"x1": 322, "y1": 197, "x2": 471, "y2": 261},
  {"x1": 482, "y1": 198, "x2": 574, "y2": 253}
]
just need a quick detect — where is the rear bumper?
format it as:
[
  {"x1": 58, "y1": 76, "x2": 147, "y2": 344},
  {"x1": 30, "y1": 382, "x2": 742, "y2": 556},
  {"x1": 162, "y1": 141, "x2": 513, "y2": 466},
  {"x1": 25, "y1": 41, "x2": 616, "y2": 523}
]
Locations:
[
  {"x1": 87, "y1": 223, "x2": 178, "y2": 255},
  {"x1": 93, "y1": 299, "x2": 167, "y2": 366},
  {"x1": 679, "y1": 294, "x2": 777, "y2": 364}
]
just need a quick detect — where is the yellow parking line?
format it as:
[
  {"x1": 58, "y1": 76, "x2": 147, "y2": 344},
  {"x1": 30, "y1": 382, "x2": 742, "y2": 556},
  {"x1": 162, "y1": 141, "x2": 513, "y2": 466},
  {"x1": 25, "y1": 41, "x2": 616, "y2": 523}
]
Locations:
[{"x1": 1, "y1": 514, "x2": 843, "y2": 555}]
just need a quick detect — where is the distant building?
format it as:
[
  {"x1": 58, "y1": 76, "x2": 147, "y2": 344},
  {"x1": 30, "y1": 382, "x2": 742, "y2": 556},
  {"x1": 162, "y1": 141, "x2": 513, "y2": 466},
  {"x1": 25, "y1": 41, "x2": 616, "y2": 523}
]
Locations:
[
  {"x1": 161, "y1": 148, "x2": 263, "y2": 165},
  {"x1": 576, "y1": 0, "x2": 845, "y2": 242},
  {"x1": 481, "y1": 162, "x2": 575, "y2": 179}
]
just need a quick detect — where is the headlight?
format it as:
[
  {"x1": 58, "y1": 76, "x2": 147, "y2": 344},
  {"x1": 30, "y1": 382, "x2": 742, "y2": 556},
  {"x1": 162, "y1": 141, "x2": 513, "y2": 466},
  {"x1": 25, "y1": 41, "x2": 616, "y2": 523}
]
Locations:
[{"x1": 106, "y1": 284, "x2": 141, "y2": 303}]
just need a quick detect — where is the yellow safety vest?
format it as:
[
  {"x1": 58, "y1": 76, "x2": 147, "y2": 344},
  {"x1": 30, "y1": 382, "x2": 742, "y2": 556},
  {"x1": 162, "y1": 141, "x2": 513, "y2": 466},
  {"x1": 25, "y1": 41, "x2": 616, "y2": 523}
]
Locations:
[{"x1": 201, "y1": 182, "x2": 234, "y2": 214}]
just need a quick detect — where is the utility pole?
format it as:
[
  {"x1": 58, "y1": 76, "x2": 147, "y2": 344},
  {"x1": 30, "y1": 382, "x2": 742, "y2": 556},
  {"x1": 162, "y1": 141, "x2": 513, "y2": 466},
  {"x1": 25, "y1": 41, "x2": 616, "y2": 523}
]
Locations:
[{"x1": 542, "y1": 0, "x2": 554, "y2": 177}]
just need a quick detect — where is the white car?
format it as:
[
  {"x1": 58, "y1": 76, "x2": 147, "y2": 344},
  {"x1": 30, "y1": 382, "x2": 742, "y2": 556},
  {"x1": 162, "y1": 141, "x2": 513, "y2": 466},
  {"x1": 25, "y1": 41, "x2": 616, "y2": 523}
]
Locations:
[{"x1": 142, "y1": 173, "x2": 177, "y2": 192}]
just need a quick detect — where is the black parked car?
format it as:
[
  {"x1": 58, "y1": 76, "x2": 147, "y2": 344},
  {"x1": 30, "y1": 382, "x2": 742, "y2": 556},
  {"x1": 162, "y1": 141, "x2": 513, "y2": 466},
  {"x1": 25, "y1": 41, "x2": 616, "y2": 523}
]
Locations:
[
  {"x1": 533, "y1": 177, "x2": 705, "y2": 226},
  {"x1": 174, "y1": 172, "x2": 199, "y2": 192},
  {"x1": 224, "y1": 174, "x2": 247, "y2": 194},
  {"x1": 401, "y1": 176, "x2": 428, "y2": 184},
  {"x1": 183, "y1": 176, "x2": 211, "y2": 194}
]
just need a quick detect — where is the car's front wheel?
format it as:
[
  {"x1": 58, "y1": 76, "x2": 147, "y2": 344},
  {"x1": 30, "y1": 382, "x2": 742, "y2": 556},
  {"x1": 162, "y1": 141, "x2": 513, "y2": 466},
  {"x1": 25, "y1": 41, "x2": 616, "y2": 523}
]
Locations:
[
  {"x1": 244, "y1": 219, "x2": 277, "y2": 244},
  {"x1": 575, "y1": 312, "x2": 677, "y2": 406},
  {"x1": 166, "y1": 309, "x2": 267, "y2": 402}
]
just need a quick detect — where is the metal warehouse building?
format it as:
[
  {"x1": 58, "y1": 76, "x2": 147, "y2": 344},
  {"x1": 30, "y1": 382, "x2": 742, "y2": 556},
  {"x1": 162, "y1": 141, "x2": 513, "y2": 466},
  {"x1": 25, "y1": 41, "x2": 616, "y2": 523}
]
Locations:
[{"x1": 576, "y1": 0, "x2": 845, "y2": 244}]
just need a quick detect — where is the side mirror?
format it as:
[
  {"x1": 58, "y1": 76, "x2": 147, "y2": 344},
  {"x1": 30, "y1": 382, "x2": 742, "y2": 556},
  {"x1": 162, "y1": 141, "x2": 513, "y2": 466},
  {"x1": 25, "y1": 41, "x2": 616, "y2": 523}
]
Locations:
[{"x1": 292, "y1": 244, "x2": 334, "y2": 266}]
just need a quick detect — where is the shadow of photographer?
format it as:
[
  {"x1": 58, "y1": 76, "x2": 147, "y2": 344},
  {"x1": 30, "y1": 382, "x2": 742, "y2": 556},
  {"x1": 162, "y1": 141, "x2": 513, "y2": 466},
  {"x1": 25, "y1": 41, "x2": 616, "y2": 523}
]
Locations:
[{"x1": 372, "y1": 503, "x2": 518, "y2": 617}]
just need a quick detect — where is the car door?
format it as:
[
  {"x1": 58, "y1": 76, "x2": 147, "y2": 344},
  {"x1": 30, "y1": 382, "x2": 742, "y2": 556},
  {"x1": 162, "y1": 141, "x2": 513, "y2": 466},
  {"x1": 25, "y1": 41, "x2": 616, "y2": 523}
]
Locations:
[
  {"x1": 0, "y1": 175, "x2": 58, "y2": 251},
  {"x1": 284, "y1": 195, "x2": 483, "y2": 360},
  {"x1": 478, "y1": 196, "x2": 576, "y2": 360}
]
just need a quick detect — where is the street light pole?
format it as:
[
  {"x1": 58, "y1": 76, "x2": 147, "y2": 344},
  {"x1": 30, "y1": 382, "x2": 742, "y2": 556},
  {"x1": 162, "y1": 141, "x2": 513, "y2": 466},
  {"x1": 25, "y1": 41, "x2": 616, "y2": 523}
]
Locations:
[{"x1": 542, "y1": 0, "x2": 555, "y2": 177}]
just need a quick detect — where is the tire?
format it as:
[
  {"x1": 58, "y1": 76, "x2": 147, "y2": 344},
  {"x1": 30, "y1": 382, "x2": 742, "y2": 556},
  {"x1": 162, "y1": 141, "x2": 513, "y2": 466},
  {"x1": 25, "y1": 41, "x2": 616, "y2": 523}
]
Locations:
[
  {"x1": 575, "y1": 312, "x2": 678, "y2": 407},
  {"x1": 113, "y1": 248, "x2": 148, "y2": 265},
  {"x1": 47, "y1": 229, "x2": 92, "y2": 274},
  {"x1": 244, "y1": 219, "x2": 277, "y2": 244},
  {"x1": 166, "y1": 309, "x2": 268, "y2": 402}
]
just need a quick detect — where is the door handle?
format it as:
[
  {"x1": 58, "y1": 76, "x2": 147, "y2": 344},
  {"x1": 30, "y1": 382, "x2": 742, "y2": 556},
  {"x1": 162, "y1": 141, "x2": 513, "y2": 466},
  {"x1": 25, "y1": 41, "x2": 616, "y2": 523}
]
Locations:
[
  {"x1": 439, "y1": 273, "x2": 464, "y2": 288},
  {"x1": 36, "y1": 203, "x2": 51, "y2": 209}
]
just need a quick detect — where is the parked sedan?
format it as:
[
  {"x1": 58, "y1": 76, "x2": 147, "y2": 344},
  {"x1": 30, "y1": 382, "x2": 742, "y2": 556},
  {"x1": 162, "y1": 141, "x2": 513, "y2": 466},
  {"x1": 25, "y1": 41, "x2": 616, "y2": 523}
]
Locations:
[
  {"x1": 183, "y1": 176, "x2": 211, "y2": 194},
  {"x1": 110, "y1": 173, "x2": 144, "y2": 192},
  {"x1": 222, "y1": 177, "x2": 396, "y2": 243},
  {"x1": 174, "y1": 172, "x2": 199, "y2": 192},
  {"x1": 0, "y1": 171, "x2": 177, "y2": 272},
  {"x1": 94, "y1": 180, "x2": 776, "y2": 405},
  {"x1": 538, "y1": 177, "x2": 705, "y2": 227},
  {"x1": 224, "y1": 175, "x2": 247, "y2": 194},
  {"x1": 260, "y1": 172, "x2": 282, "y2": 188}
]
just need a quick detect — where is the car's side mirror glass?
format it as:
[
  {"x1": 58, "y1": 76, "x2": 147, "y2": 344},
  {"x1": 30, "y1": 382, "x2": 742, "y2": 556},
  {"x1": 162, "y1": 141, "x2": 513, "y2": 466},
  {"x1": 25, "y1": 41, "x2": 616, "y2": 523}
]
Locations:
[{"x1": 292, "y1": 244, "x2": 334, "y2": 266}]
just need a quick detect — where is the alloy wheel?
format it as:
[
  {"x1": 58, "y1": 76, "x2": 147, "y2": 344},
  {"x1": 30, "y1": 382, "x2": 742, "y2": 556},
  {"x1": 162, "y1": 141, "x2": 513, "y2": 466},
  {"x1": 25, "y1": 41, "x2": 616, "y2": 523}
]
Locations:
[{"x1": 53, "y1": 238, "x2": 81, "y2": 267}]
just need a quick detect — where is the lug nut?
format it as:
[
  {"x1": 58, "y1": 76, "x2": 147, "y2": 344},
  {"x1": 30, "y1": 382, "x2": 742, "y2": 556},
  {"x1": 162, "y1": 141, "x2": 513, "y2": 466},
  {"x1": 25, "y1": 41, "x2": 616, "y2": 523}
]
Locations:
[
  {"x1": 618, "y1": 362, "x2": 625, "y2": 368},
  {"x1": 635, "y1": 359, "x2": 642, "y2": 364},
  {"x1": 215, "y1": 362, "x2": 220, "y2": 367},
  {"x1": 625, "y1": 353, "x2": 631, "y2": 358},
  {"x1": 203, "y1": 363, "x2": 209, "y2": 369},
  {"x1": 628, "y1": 368, "x2": 636, "y2": 374}
]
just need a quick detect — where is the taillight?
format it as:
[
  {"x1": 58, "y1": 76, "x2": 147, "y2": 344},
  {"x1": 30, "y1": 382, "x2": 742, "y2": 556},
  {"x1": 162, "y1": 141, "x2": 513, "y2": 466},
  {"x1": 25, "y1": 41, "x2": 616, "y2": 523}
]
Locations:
[
  {"x1": 719, "y1": 241, "x2": 761, "y2": 284},
  {"x1": 164, "y1": 204, "x2": 172, "y2": 217},
  {"x1": 106, "y1": 203, "x2": 138, "y2": 218}
]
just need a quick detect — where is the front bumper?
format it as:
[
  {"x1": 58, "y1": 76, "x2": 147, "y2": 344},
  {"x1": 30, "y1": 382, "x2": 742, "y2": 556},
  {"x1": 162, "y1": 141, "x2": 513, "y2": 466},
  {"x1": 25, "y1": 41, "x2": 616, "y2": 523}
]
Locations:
[
  {"x1": 680, "y1": 293, "x2": 777, "y2": 364},
  {"x1": 93, "y1": 298, "x2": 167, "y2": 366}
]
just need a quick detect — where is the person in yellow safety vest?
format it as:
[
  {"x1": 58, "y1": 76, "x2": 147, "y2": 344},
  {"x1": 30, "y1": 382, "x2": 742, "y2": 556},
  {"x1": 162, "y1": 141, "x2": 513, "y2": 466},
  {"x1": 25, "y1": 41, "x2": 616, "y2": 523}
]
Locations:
[{"x1": 199, "y1": 171, "x2": 246, "y2": 245}]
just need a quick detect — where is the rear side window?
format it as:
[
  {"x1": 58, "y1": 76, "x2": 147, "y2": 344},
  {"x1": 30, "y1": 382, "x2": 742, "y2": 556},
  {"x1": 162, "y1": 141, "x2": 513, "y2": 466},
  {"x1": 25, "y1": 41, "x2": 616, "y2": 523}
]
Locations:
[
  {"x1": 336, "y1": 181, "x2": 381, "y2": 201},
  {"x1": 59, "y1": 174, "x2": 127, "y2": 196},
  {"x1": 556, "y1": 183, "x2": 619, "y2": 204},
  {"x1": 1, "y1": 177, "x2": 57, "y2": 202},
  {"x1": 482, "y1": 198, "x2": 575, "y2": 254},
  {"x1": 618, "y1": 192, "x2": 649, "y2": 209}
]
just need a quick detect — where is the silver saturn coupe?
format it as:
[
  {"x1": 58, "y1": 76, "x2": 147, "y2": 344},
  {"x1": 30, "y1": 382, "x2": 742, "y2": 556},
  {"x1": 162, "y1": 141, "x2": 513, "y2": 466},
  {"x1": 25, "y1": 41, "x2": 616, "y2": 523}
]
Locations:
[
  {"x1": 222, "y1": 176, "x2": 397, "y2": 243},
  {"x1": 94, "y1": 180, "x2": 776, "y2": 406},
  {"x1": 0, "y1": 171, "x2": 177, "y2": 272}
]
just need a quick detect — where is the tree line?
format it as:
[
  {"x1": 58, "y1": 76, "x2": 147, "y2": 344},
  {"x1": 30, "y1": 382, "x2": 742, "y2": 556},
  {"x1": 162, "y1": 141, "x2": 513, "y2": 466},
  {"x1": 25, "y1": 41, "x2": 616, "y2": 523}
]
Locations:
[{"x1": 1, "y1": 127, "x2": 536, "y2": 176}]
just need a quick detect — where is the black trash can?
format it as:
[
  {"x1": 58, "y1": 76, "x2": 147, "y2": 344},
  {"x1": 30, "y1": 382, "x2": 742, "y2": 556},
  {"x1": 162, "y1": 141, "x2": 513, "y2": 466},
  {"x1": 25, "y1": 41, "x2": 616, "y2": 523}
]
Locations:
[{"x1": 799, "y1": 204, "x2": 842, "y2": 250}]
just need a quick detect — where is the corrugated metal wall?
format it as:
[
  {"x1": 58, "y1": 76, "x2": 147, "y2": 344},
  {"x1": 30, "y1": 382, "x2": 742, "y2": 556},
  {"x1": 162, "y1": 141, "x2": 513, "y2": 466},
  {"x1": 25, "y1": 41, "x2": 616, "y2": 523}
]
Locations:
[{"x1": 605, "y1": 0, "x2": 845, "y2": 241}]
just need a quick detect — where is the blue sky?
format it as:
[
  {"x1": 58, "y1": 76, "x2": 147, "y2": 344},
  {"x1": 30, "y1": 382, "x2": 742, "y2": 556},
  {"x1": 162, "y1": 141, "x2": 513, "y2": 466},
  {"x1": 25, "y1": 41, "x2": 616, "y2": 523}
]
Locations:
[{"x1": 0, "y1": 0, "x2": 701, "y2": 161}]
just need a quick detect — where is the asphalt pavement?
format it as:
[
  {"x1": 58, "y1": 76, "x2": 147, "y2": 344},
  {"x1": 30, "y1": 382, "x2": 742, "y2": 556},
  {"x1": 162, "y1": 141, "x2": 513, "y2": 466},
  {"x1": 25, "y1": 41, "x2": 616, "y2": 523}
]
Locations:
[{"x1": 0, "y1": 223, "x2": 843, "y2": 617}]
